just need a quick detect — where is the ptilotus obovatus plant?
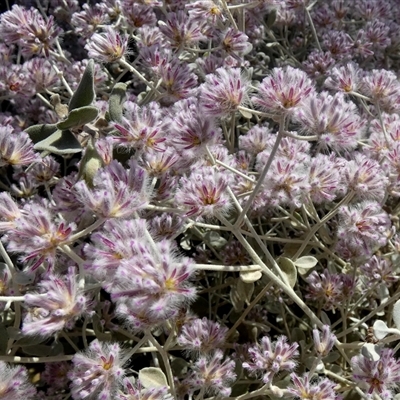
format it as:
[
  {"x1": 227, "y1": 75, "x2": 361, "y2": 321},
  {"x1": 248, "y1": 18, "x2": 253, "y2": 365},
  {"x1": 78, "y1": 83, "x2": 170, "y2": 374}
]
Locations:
[
  {"x1": 25, "y1": 60, "x2": 98, "y2": 157},
  {"x1": 3, "y1": 0, "x2": 400, "y2": 399},
  {"x1": 24, "y1": 60, "x2": 131, "y2": 185}
]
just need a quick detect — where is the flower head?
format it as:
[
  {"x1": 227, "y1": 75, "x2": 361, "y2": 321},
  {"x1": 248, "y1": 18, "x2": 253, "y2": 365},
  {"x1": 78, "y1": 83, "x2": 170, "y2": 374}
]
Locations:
[
  {"x1": 0, "y1": 126, "x2": 39, "y2": 167},
  {"x1": 0, "y1": 361, "x2": 36, "y2": 399},
  {"x1": 294, "y1": 91, "x2": 365, "y2": 151},
  {"x1": 178, "y1": 317, "x2": 228, "y2": 355},
  {"x1": 74, "y1": 160, "x2": 151, "y2": 219},
  {"x1": 220, "y1": 27, "x2": 252, "y2": 57},
  {"x1": 360, "y1": 255, "x2": 399, "y2": 287},
  {"x1": 200, "y1": 67, "x2": 251, "y2": 118},
  {"x1": 110, "y1": 237, "x2": 197, "y2": 332},
  {"x1": 185, "y1": 350, "x2": 236, "y2": 397},
  {"x1": 243, "y1": 335, "x2": 299, "y2": 384},
  {"x1": 308, "y1": 154, "x2": 344, "y2": 204},
  {"x1": 85, "y1": 26, "x2": 128, "y2": 63},
  {"x1": 344, "y1": 153, "x2": 388, "y2": 202},
  {"x1": 336, "y1": 201, "x2": 391, "y2": 258},
  {"x1": 112, "y1": 103, "x2": 167, "y2": 153},
  {"x1": 158, "y1": 11, "x2": 205, "y2": 49},
  {"x1": 167, "y1": 98, "x2": 220, "y2": 159},
  {"x1": 252, "y1": 66, "x2": 315, "y2": 118},
  {"x1": 5, "y1": 203, "x2": 75, "y2": 273},
  {"x1": 288, "y1": 373, "x2": 341, "y2": 400},
  {"x1": 313, "y1": 325, "x2": 336, "y2": 357},
  {"x1": 175, "y1": 166, "x2": 232, "y2": 219},
  {"x1": 0, "y1": 5, "x2": 61, "y2": 56},
  {"x1": 325, "y1": 62, "x2": 362, "y2": 94},
  {"x1": 306, "y1": 269, "x2": 356, "y2": 311},
  {"x1": 119, "y1": 377, "x2": 172, "y2": 400},
  {"x1": 361, "y1": 69, "x2": 400, "y2": 113},
  {"x1": 351, "y1": 348, "x2": 400, "y2": 399},
  {"x1": 22, "y1": 266, "x2": 90, "y2": 338},
  {"x1": 158, "y1": 58, "x2": 198, "y2": 104},
  {"x1": 68, "y1": 339, "x2": 127, "y2": 400},
  {"x1": 84, "y1": 219, "x2": 148, "y2": 281},
  {"x1": 71, "y1": 4, "x2": 108, "y2": 38}
]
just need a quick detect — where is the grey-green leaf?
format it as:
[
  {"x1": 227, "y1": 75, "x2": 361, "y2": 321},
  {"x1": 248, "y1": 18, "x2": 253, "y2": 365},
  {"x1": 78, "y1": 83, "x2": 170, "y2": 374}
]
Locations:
[
  {"x1": 0, "y1": 321, "x2": 8, "y2": 355},
  {"x1": 267, "y1": 9, "x2": 277, "y2": 28},
  {"x1": 108, "y1": 82, "x2": 127, "y2": 123},
  {"x1": 24, "y1": 124, "x2": 58, "y2": 144},
  {"x1": 78, "y1": 136, "x2": 105, "y2": 186},
  {"x1": 69, "y1": 59, "x2": 95, "y2": 111},
  {"x1": 139, "y1": 367, "x2": 168, "y2": 389},
  {"x1": 34, "y1": 130, "x2": 82, "y2": 155},
  {"x1": 57, "y1": 106, "x2": 99, "y2": 130},
  {"x1": 277, "y1": 257, "x2": 297, "y2": 288}
]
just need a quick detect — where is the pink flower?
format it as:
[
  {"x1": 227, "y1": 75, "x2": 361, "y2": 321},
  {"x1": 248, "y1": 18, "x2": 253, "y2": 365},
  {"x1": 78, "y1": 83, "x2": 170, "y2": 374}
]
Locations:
[
  {"x1": 313, "y1": 325, "x2": 336, "y2": 357},
  {"x1": 158, "y1": 11, "x2": 206, "y2": 50},
  {"x1": 200, "y1": 67, "x2": 251, "y2": 118},
  {"x1": 111, "y1": 238, "x2": 197, "y2": 331},
  {"x1": 344, "y1": 153, "x2": 388, "y2": 202},
  {"x1": 0, "y1": 126, "x2": 39, "y2": 167},
  {"x1": 295, "y1": 91, "x2": 365, "y2": 151},
  {"x1": 113, "y1": 104, "x2": 167, "y2": 153},
  {"x1": 85, "y1": 26, "x2": 128, "y2": 63},
  {"x1": 71, "y1": 4, "x2": 108, "y2": 38},
  {"x1": 243, "y1": 335, "x2": 299, "y2": 384},
  {"x1": 289, "y1": 373, "x2": 341, "y2": 400},
  {"x1": 220, "y1": 27, "x2": 252, "y2": 57},
  {"x1": 178, "y1": 317, "x2": 228, "y2": 355},
  {"x1": 22, "y1": 266, "x2": 90, "y2": 338},
  {"x1": 0, "y1": 5, "x2": 61, "y2": 56},
  {"x1": 5, "y1": 203, "x2": 75, "y2": 273},
  {"x1": 336, "y1": 201, "x2": 391, "y2": 257},
  {"x1": 308, "y1": 154, "x2": 344, "y2": 204},
  {"x1": 324, "y1": 62, "x2": 362, "y2": 94},
  {"x1": 74, "y1": 160, "x2": 151, "y2": 219},
  {"x1": 0, "y1": 361, "x2": 36, "y2": 399},
  {"x1": 175, "y1": 166, "x2": 233, "y2": 219},
  {"x1": 361, "y1": 69, "x2": 400, "y2": 113},
  {"x1": 84, "y1": 219, "x2": 148, "y2": 281},
  {"x1": 306, "y1": 269, "x2": 356, "y2": 311},
  {"x1": 185, "y1": 350, "x2": 236, "y2": 397},
  {"x1": 69, "y1": 339, "x2": 127, "y2": 400},
  {"x1": 352, "y1": 348, "x2": 400, "y2": 399},
  {"x1": 252, "y1": 66, "x2": 315, "y2": 118}
]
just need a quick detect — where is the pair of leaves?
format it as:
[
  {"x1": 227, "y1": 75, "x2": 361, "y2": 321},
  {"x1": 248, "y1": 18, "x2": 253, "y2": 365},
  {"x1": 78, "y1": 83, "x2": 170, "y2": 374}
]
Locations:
[
  {"x1": 25, "y1": 60, "x2": 98, "y2": 155},
  {"x1": 236, "y1": 255, "x2": 318, "y2": 287},
  {"x1": 373, "y1": 299, "x2": 400, "y2": 340},
  {"x1": 278, "y1": 256, "x2": 318, "y2": 288}
]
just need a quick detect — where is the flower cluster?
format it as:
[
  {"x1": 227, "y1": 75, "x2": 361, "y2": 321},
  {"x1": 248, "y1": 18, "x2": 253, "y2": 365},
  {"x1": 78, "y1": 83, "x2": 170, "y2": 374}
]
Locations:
[{"x1": 1, "y1": 0, "x2": 400, "y2": 399}]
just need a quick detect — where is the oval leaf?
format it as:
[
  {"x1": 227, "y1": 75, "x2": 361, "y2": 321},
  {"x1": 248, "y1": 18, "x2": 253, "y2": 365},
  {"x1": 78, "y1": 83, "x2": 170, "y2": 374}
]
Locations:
[
  {"x1": 294, "y1": 256, "x2": 318, "y2": 270},
  {"x1": 230, "y1": 281, "x2": 244, "y2": 313},
  {"x1": 108, "y1": 83, "x2": 127, "y2": 123},
  {"x1": 239, "y1": 108, "x2": 252, "y2": 119},
  {"x1": 57, "y1": 106, "x2": 99, "y2": 130},
  {"x1": 267, "y1": 9, "x2": 277, "y2": 28},
  {"x1": 393, "y1": 299, "x2": 400, "y2": 330},
  {"x1": 24, "y1": 124, "x2": 58, "y2": 144},
  {"x1": 0, "y1": 322, "x2": 9, "y2": 355},
  {"x1": 34, "y1": 130, "x2": 82, "y2": 155},
  {"x1": 278, "y1": 257, "x2": 297, "y2": 288},
  {"x1": 361, "y1": 343, "x2": 382, "y2": 362},
  {"x1": 139, "y1": 367, "x2": 168, "y2": 389},
  {"x1": 78, "y1": 137, "x2": 104, "y2": 186},
  {"x1": 237, "y1": 279, "x2": 254, "y2": 305},
  {"x1": 69, "y1": 59, "x2": 95, "y2": 111},
  {"x1": 240, "y1": 270, "x2": 262, "y2": 283},
  {"x1": 204, "y1": 231, "x2": 227, "y2": 249}
]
